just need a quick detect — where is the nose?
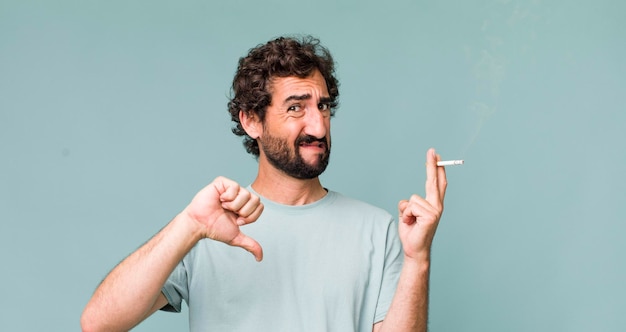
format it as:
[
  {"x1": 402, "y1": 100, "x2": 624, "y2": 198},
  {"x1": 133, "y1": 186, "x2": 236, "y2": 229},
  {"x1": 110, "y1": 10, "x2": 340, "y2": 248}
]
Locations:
[{"x1": 303, "y1": 106, "x2": 328, "y2": 139}]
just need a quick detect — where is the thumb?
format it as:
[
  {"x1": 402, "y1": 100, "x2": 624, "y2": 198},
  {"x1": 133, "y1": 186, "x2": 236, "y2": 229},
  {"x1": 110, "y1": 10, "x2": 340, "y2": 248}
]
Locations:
[
  {"x1": 397, "y1": 199, "x2": 416, "y2": 225},
  {"x1": 398, "y1": 199, "x2": 409, "y2": 214},
  {"x1": 230, "y1": 232, "x2": 264, "y2": 262}
]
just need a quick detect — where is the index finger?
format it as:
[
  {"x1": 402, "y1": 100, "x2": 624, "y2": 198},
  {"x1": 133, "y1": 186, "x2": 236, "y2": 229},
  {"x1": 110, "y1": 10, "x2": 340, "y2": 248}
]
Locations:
[{"x1": 425, "y1": 148, "x2": 442, "y2": 208}]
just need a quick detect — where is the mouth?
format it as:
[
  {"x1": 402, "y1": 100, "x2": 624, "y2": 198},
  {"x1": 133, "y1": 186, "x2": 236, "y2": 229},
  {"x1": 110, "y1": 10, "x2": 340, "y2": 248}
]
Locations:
[
  {"x1": 299, "y1": 141, "x2": 326, "y2": 150},
  {"x1": 296, "y1": 135, "x2": 329, "y2": 155}
]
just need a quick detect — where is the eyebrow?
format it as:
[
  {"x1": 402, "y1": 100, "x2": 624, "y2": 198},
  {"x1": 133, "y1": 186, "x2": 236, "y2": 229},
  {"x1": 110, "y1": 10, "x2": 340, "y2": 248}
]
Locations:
[
  {"x1": 282, "y1": 94, "x2": 332, "y2": 105},
  {"x1": 319, "y1": 96, "x2": 333, "y2": 104},
  {"x1": 283, "y1": 94, "x2": 311, "y2": 105}
]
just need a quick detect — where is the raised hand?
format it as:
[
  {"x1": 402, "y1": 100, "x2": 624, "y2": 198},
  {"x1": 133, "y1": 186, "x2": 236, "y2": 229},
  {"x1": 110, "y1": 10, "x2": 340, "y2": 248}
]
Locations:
[
  {"x1": 182, "y1": 176, "x2": 264, "y2": 261},
  {"x1": 397, "y1": 148, "x2": 447, "y2": 261}
]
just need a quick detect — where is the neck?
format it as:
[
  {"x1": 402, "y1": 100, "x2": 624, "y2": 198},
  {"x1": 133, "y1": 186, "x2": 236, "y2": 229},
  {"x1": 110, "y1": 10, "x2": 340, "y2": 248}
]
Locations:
[{"x1": 251, "y1": 158, "x2": 327, "y2": 205}]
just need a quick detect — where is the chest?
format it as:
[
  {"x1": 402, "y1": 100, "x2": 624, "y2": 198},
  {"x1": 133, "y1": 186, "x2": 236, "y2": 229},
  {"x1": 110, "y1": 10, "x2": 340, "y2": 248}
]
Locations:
[{"x1": 192, "y1": 216, "x2": 384, "y2": 299}]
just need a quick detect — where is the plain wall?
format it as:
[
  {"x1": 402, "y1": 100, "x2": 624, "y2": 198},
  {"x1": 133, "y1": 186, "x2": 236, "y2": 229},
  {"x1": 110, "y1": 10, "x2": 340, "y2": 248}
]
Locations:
[{"x1": 1, "y1": 0, "x2": 624, "y2": 331}]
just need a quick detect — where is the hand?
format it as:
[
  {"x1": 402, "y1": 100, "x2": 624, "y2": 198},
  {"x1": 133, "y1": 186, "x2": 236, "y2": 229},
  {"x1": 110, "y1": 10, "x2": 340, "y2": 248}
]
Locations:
[
  {"x1": 182, "y1": 176, "x2": 264, "y2": 261},
  {"x1": 398, "y1": 148, "x2": 447, "y2": 261}
]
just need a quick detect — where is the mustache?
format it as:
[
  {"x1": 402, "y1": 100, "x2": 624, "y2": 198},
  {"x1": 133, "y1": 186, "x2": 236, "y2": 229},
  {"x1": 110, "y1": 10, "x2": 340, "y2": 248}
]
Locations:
[{"x1": 296, "y1": 135, "x2": 328, "y2": 146}]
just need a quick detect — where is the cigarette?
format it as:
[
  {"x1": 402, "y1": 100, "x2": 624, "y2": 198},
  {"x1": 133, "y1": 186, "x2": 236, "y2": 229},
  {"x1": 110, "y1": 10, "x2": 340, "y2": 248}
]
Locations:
[{"x1": 437, "y1": 160, "x2": 464, "y2": 166}]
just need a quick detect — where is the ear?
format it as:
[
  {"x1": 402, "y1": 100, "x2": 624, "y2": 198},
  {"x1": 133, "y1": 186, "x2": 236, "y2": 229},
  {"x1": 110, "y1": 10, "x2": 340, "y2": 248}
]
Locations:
[{"x1": 239, "y1": 110, "x2": 261, "y2": 139}]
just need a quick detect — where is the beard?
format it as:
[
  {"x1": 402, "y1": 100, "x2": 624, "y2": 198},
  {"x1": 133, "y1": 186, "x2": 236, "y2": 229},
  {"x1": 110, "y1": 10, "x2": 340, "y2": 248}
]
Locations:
[{"x1": 259, "y1": 133, "x2": 331, "y2": 180}]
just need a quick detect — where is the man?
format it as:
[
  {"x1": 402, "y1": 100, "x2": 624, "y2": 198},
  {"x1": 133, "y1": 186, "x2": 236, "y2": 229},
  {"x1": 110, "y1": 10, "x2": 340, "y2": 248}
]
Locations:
[{"x1": 81, "y1": 35, "x2": 447, "y2": 332}]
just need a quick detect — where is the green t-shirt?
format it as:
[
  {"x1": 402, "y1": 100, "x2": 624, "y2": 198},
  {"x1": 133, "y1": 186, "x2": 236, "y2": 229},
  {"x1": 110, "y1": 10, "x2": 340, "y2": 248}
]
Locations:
[{"x1": 162, "y1": 189, "x2": 403, "y2": 332}]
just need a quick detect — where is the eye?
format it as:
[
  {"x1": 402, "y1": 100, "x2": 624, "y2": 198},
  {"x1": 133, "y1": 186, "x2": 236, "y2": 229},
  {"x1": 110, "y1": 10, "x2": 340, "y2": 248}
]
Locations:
[
  {"x1": 318, "y1": 102, "x2": 332, "y2": 117},
  {"x1": 287, "y1": 104, "x2": 305, "y2": 117},
  {"x1": 287, "y1": 104, "x2": 302, "y2": 112}
]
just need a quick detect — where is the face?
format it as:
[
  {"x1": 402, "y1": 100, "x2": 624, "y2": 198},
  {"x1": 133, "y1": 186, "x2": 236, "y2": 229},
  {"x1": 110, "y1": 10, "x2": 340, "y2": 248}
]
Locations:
[{"x1": 258, "y1": 70, "x2": 332, "y2": 179}]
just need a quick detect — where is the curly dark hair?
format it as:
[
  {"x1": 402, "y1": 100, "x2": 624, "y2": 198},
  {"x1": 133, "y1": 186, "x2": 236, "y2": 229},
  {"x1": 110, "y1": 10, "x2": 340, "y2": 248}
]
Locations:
[{"x1": 227, "y1": 35, "x2": 340, "y2": 157}]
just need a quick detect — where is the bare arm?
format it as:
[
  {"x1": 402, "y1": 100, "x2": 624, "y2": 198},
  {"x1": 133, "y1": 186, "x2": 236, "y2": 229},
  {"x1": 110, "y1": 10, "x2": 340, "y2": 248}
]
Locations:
[
  {"x1": 81, "y1": 176, "x2": 264, "y2": 332},
  {"x1": 375, "y1": 148, "x2": 447, "y2": 332}
]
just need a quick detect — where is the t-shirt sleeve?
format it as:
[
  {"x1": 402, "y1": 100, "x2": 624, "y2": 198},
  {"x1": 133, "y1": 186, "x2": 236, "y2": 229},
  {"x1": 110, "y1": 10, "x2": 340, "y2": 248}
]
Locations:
[
  {"x1": 160, "y1": 260, "x2": 189, "y2": 313},
  {"x1": 373, "y1": 217, "x2": 403, "y2": 323}
]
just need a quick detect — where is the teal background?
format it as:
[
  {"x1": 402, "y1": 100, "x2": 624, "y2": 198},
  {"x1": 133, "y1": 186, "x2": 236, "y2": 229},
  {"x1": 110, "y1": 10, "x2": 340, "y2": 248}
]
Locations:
[{"x1": 1, "y1": 0, "x2": 624, "y2": 331}]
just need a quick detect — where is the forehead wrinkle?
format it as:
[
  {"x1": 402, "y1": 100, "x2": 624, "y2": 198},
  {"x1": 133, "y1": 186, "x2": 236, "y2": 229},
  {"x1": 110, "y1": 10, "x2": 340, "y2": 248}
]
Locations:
[{"x1": 268, "y1": 71, "x2": 329, "y2": 107}]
